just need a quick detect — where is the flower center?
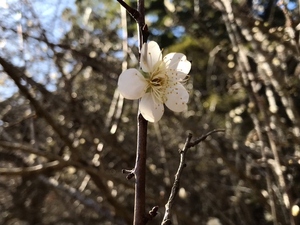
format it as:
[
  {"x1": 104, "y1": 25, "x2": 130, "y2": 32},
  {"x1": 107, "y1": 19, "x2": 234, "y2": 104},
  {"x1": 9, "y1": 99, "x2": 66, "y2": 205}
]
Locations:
[
  {"x1": 145, "y1": 58, "x2": 169, "y2": 103},
  {"x1": 148, "y1": 71, "x2": 168, "y2": 103},
  {"x1": 150, "y1": 77, "x2": 163, "y2": 86}
]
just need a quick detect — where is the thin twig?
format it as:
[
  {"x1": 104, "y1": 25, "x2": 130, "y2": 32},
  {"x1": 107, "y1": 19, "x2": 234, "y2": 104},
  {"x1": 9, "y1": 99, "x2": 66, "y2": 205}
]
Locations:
[
  {"x1": 161, "y1": 133, "x2": 192, "y2": 225},
  {"x1": 161, "y1": 129, "x2": 225, "y2": 225},
  {"x1": 0, "y1": 160, "x2": 62, "y2": 176},
  {"x1": 188, "y1": 129, "x2": 225, "y2": 148}
]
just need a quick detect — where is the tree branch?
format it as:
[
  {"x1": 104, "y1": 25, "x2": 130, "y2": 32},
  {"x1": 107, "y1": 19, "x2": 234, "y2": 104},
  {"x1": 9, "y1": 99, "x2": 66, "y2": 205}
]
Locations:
[
  {"x1": 188, "y1": 129, "x2": 225, "y2": 148},
  {"x1": 0, "y1": 160, "x2": 63, "y2": 176},
  {"x1": 161, "y1": 130, "x2": 225, "y2": 225},
  {"x1": 116, "y1": 0, "x2": 140, "y2": 21},
  {"x1": 118, "y1": 0, "x2": 149, "y2": 224},
  {"x1": 132, "y1": 114, "x2": 148, "y2": 225},
  {"x1": 161, "y1": 133, "x2": 192, "y2": 225}
]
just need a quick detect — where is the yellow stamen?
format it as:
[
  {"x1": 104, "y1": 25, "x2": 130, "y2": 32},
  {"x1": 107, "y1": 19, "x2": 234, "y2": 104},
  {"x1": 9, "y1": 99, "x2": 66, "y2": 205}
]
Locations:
[{"x1": 146, "y1": 61, "x2": 169, "y2": 103}]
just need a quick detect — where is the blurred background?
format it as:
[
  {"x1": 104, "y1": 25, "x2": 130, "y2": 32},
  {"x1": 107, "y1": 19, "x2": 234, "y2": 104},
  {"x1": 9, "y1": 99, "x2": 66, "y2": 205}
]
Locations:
[{"x1": 0, "y1": 0, "x2": 300, "y2": 224}]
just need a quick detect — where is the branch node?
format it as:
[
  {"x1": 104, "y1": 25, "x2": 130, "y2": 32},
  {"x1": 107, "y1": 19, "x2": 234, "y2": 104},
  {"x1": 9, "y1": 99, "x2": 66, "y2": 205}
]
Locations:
[
  {"x1": 145, "y1": 205, "x2": 159, "y2": 222},
  {"x1": 122, "y1": 169, "x2": 135, "y2": 180},
  {"x1": 126, "y1": 173, "x2": 135, "y2": 180},
  {"x1": 149, "y1": 205, "x2": 159, "y2": 217}
]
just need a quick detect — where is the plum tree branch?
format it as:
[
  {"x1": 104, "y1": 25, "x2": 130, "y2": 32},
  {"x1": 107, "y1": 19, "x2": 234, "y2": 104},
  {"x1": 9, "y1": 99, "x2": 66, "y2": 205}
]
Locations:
[
  {"x1": 133, "y1": 0, "x2": 148, "y2": 223},
  {"x1": 161, "y1": 129, "x2": 225, "y2": 225},
  {"x1": 117, "y1": 0, "x2": 150, "y2": 224},
  {"x1": 0, "y1": 160, "x2": 62, "y2": 176}
]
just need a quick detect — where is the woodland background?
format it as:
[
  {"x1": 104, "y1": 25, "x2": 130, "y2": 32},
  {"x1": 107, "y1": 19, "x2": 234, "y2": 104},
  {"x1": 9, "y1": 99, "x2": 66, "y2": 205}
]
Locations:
[{"x1": 1, "y1": 0, "x2": 300, "y2": 224}]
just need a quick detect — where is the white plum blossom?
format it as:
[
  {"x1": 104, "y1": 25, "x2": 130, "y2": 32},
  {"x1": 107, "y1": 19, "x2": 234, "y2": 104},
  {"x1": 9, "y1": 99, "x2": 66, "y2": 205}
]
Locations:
[{"x1": 118, "y1": 41, "x2": 191, "y2": 122}]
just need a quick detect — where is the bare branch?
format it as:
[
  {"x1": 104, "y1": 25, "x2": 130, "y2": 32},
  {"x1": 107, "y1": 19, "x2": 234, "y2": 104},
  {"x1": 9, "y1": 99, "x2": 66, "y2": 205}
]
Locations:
[
  {"x1": 0, "y1": 161, "x2": 63, "y2": 176},
  {"x1": 117, "y1": 0, "x2": 149, "y2": 224},
  {"x1": 188, "y1": 129, "x2": 225, "y2": 148},
  {"x1": 0, "y1": 141, "x2": 62, "y2": 160},
  {"x1": 162, "y1": 130, "x2": 224, "y2": 225},
  {"x1": 161, "y1": 133, "x2": 192, "y2": 225},
  {"x1": 116, "y1": 0, "x2": 140, "y2": 21}
]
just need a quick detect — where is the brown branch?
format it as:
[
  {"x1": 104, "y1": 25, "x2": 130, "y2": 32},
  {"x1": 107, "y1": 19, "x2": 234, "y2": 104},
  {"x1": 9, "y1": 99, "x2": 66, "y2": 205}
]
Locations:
[
  {"x1": 117, "y1": 0, "x2": 149, "y2": 224},
  {"x1": 0, "y1": 141, "x2": 61, "y2": 160},
  {"x1": 116, "y1": 0, "x2": 140, "y2": 21},
  {"x1": 0, "y1": 140, "x2": 73, "y2": 176},
  {"x1": 162, "y1": 130, "x2": 224, "y2": 225},
  {"x1": 0, "y1": 160, "x2": 63, "y2": 176},
  {"x1": 133, "y1": 0, "x2": 149, "y2": 222},
  {"x1": 188, "y1": 129, "x2": 225, "y2": 148},
  {"x1": 161, "y1": 133, "x2": 192, "y2": 225},
  {"x1": 133, "y1": 114, "x2": 148, "y2": 225}
]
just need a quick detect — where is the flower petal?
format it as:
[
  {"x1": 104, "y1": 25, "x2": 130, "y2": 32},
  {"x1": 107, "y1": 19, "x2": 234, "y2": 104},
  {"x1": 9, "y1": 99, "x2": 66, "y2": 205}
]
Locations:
[
  {"x1": 141, "y1": 41, "x2": 162, "y2": 73},
  {"x1": 165, "y1": 83, "x2": 189, "y2": 112},
  {"x1": 166, "y1": 70, "x2": 188, "y2": 81},
  {"x1": 139, "y1": 93, "x2": 164, "y2": 122},
  {"x1": 118, "y1": 68, "x2": 147, "y2": 100},
  {"x1": 163, "y1": 53, "x2": 191, "y2": 74}
]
